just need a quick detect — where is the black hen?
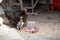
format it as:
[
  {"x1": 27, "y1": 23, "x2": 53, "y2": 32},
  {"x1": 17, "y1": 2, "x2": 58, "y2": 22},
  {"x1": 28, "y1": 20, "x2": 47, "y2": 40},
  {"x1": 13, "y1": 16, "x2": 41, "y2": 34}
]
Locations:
[{"x1": 4, "y1": 7, "x2": 28, "y2": 28}]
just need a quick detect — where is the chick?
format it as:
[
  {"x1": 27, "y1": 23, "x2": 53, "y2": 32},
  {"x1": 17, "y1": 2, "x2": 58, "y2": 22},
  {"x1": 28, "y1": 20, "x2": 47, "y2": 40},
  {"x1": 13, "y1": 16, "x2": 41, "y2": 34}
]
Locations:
[{"x1": 17, "y1": 16, "x2": 24, "y2": 30}]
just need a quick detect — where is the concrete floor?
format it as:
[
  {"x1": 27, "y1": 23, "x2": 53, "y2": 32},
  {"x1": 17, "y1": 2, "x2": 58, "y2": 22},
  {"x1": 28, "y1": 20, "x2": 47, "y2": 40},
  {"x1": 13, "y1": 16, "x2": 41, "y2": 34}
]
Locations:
[
  {"x1": 1, "y1": 12, "x2": 60, "y2": 40},
  {"x1": 0, "y1": 5, "x2": 60, "y2": 40}
]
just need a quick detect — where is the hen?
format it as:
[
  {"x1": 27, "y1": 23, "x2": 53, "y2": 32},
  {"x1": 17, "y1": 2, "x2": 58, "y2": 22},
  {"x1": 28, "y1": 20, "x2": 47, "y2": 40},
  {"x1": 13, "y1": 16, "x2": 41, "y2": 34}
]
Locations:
[{"x1": 4, "y1": 6, "x2": 28, "y2": 28}]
